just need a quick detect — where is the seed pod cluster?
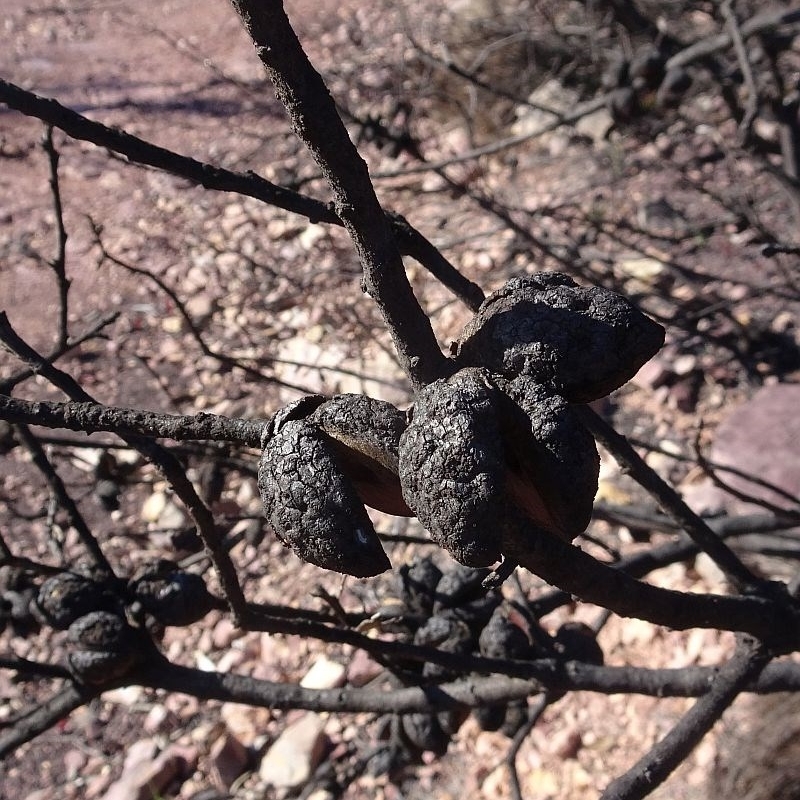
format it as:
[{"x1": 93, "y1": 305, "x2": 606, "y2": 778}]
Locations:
[
  {"x1": 35, "y1": 570, "x2": 121, "y2": 630},
  {"x1": 128, "y1": 559, "x2": 223, "y2": 627},
  {"x1": 257, "y1": 272, "x2": 662, "y2": 575},
  {"x1": 398, "y1": 272, "x2": 663, "y2": 566},
  {"x1": 376, "y1": 558, "x2": 605, "y2": 756}
]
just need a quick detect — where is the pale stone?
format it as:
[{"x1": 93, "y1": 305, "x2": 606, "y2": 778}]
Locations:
[
  {"x1": 259, "y1": 713, "x2": 327, "y2": 789},
  {"x1": 140, "y1": 491, "x2": 167, "y2": 522},
  {"x1": 300, "y1": 656, "x2": 346, "y2": 690},
  {"x1": 616, "y1": 256, "x2": 665, "y2": 282}
]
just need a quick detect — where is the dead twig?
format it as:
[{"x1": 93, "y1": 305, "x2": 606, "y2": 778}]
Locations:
[
  {"x1": 0, "y1": 314, "x2": 250, "y2": 623},
  {"x1": 600, "y1": 636, "x2": 770, "y2": 800},
  {"x1": 721, "y1": 0, "x2": 760, "y2": 144}
]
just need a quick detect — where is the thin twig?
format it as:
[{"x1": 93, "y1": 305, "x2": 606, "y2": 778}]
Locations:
[
  {"x1": 0, "y1": 314, "x2": 249, "y2": 622},
  {"x1": 666, "y1": 7, "x2": 800, "y2": 72},
  {"x1": 507, "y1": 694, "x2": 550, "y2": 800},
  {"x1": 0, "y1": 683, "x2": 95, "y2": 759},
  {"x1": 0, "y1": 311, "x2": 120, "y2": 395},
  {"x1": 89, "y1": 222, "x2": 314, "y2": 395},
  {"x1": 0, "y1": 393, "x2": 265, "y2": 448},
  {"x1": 229, "y1": 0, "x2": 450, "y2": 388},
  {"x1": 0, "y1": 79, "x2": 482, "y2": 311},
  {"x1": 41, "y1": 126, "x2": 70, "y2": 349},
  {"x1": 721, "y1": 0, "x2": 759, "y2": 143},
  {"x1": 576, "y1": 406, "x2": 764, "y2": 593},
  {"x1": 14, "y1": 423, "x2": 114, "y2": 574},
  {"x1": 600, "y1": 636, "x2": 770, "y2": 800}
]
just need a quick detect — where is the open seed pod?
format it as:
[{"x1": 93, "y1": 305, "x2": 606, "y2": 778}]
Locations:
[
  {"x1": 453, "y1": 272, "x2": 665, "y2": 402},
  {"x1": 259, "y1": 415, "x2": 391, "y2": 577},
  {"x1": 498, "y1": 374, "x2": 599, "y2": 540},
  {"x1": 399, "y1": 368, "x2": 505, "y2": 567},
  {"x1": 310, "y1": 393, "x2": 410, "y2": 516}
]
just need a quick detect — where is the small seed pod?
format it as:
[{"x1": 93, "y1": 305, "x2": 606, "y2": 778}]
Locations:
[
  {"x1": 414, "y1": 613, "x2": 475, "y2": 681},
  {"x1": 67, "y1": 611, "x2": 140, "y2": 684},
  {"x1": 399, "y1": 369, "x2": 506, "y2": 567},
  {"x1": 398, "y1": 556, "x2": 443, "y2": 617},
  {"x1": 35, "y1": 571, "x2": 120, "y2": 630},
  {"x1": 259, "y1": 416, "x2": 391, "y2": 577},
  {"x1": 553, "y1": 621, "x2": 604, "y2": 666},
  {"x1": 399, "y1": 713, "x2": 451, "y2": 757},
  {"x1": 128, "y1": 560, "x2": 222, "y2": 627},
  {"x1": 310, "y1": 394, "x2": 410, "y2": 516},
  {"x1": 498, "y1": 376, "x2": 600, "y2": 540},
  {"x1": 478, "y1": 605, "x2": 533, "y2": 661},
  {"x1": 454, "y1": 272, "x2": 665, "y2": 402}
]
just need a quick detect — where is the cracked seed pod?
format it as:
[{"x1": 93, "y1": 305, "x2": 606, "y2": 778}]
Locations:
[
  {"x1": 35, "y1": 571, "x2": 120, "y2": 630},
  {"x1": 432, "y1": 563, "x2": 491, "y2": 611},
  {"x1": 128, "y1": 560, "x2": 222, "y2": 627},
  {"x1": 454, "y1": 272, "x2": 665, "y2": 402},
  {"x1": 399, "y1": 369, "x2": 506, "y2": 567},
  {"x1": 67, "y1": 611, "x2": 140, "y2": 684},
  {"x1": 259, "y1": 416, "x2": 391, "y2": 577},
  {"x1": 473, "y1": 606, "x2": 535, "y2": 732},
  {"x1": 553, "y1": 621, "x2": 604, "y2": 666},
  {"x1": 398, "y1": 556, "x2": 443, "y2": 618},
  {"x1": 478, "y1": 606, "x2": 533, "y2": 661},
  {"x1": 400, "y1": 713, "x2": 451, "y2": 757},
  {"x1": 414, "y1": 613, "x2": 475, "y2": 681},
  {"x1": 310, "y1": 394, "x2": 410, "y2": 516},
  {"x1": 498, "y1": 375, "x2": 600, "y2": 540}
]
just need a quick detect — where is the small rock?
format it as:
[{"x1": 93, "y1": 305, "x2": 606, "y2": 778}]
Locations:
[
  {"x1": 300, "y1": 656, "x2": 346, "y2": 690},
  {"x1": 259, "y1": 713, "x2": 328, "y2": 789},
  {"x1": 616, "y1": 256, "x2": 665, "y2": 283},
  {"x1": 220, "y1": 703, "x2": 273, "y2": 745},
  {"x1": 64, "y1": 748, "x2": 88, "y2": 780},
  {"x1": 672, "y1": 353, "x2": 697, "y2": 376},
  {"x1": 185, "y1": 294, "x2": 216, "y2": 327},
  {"x1": 304, "y1": 790, "x2": 336, "y2": 800},
  {"x1": 103, "y1": 744, "x2": 197, "y2": 800},
  {"x1": 575, "y1": 107, "x2": 614, "y2": 142},
  {"x1": 141, "y1": 491, "x2": 167, "y2": 523},
  {"x1": 143, "y1": 704, "x2": 176, "y2": 734},
  {"x1": 211, "y1": 618, "x2": 240, "y2": 650},
  {"x1": 161, "y1": 315, "x2": 183, "y2": 334},
  {"x1": 122, "y1": 738, "x2": 159, "y2": 773},
  {"x1": 24, "y1": 790, "x2": 53, "y2": 800},
  {"x1": 210, "y1": 732, "x2": 250, "y2": 790},
  {"x1": 631, "y1": 356, "x2": 672, "y2": 391},
  {"x1": 346, "y1": 649, "x2": 383, "y2": 687}
]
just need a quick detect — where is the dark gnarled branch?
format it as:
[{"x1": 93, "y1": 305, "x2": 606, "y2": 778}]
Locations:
[
  {"x1": 0, "y1": 79, "x2": 483, "y2": 312},
  {"x1": 229, "y1": 0, "x2": 451, "y2": 388}
]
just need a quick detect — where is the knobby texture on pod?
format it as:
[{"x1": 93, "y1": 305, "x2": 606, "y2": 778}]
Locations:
[
  {"x1": 67, "y1": 610, "x2": 141, "y2": 685},
  {"x1": 128, "y1": 560, "x2": 222, "y2": 627},
  {"x1": 399, "y1": 367, "x2": 600, "y2": 565},
  {"x1": 399, "y1": 369, "x2": 506, "y2": 567},
  {"x1": 35, "y1": 571, "x2": 121, "y2": 630},
  {"x1": 259, "y1": 416, "x2": 391, "y2": 577},
  {"x1": 310, "y1": 393, "x2": 410, "y2": 516},
  {"x1": 499, "y1": 375, "x2": 600, "y2": 540},
  {"x1": 454, "y1": 272, "x2": 665, "y2": 402}
]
